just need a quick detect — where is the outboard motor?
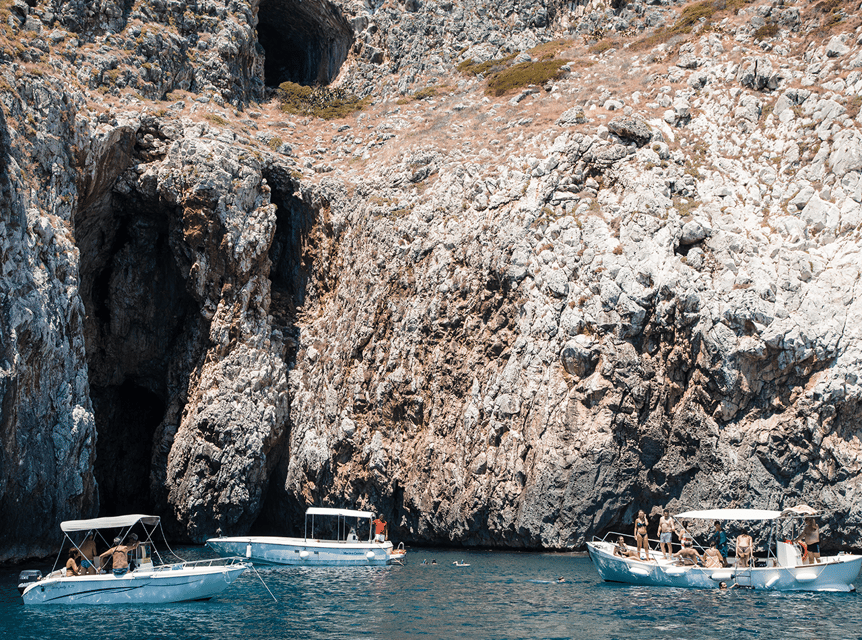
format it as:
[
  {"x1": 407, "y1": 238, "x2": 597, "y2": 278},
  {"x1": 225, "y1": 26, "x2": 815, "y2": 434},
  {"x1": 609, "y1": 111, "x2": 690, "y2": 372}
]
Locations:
[{"x1": 17, "y1": 570, "x2": 41, "y2": 595}]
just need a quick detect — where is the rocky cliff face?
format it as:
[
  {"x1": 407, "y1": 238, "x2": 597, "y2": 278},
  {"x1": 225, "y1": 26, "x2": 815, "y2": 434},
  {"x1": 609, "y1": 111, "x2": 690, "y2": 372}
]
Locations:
[{"x1": 2, "y1": 0, "x2": 862, "y2": 561}]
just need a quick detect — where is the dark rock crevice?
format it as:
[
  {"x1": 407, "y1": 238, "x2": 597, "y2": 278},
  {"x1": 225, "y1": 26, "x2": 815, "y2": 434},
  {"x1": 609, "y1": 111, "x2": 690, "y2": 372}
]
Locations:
[
  {"x1": 74, "y1": 182, "x2": 197, "y2": 518},
  {"x1": 257, "y1": 0, "x2": 354, "y2": 87}
]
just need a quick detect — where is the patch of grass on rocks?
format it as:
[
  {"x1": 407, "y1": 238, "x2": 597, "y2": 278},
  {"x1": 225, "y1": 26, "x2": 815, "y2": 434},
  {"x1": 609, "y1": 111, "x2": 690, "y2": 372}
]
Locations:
[
  {"x1": 276, "y1": 82, "x2": 368, "y2": 120},
  {"x1": 457, "y1": 54, "x2": 517, "y2": 76},
  {"x1": 486, "y1": 59, "x2": 571, "y2": 96},
  {"x1": 632, "y1": 0, "x2": 753, "y2": 50}
]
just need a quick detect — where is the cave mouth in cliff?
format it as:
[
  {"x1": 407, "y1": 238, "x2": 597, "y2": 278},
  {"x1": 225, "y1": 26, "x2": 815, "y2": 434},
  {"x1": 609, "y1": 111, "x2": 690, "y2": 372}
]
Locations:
[
  {"x1": 75, "y1": 188, "x2": 197, "y2": 517},
  {"x1": 92, "y1": 381, "x2": 164, "y2": 515},
  {"x1": 257, "y1": 0, "x2": 353, "y2": 87},
  {"x1": 266, "y1": 177, "x2": 315, "y2": 328}
]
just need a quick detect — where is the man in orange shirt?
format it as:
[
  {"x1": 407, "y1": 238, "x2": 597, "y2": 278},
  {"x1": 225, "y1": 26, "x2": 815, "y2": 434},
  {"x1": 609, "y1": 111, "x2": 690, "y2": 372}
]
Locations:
[{"x1": 372, "y1": 517, "x2": 387, "y2": 542}]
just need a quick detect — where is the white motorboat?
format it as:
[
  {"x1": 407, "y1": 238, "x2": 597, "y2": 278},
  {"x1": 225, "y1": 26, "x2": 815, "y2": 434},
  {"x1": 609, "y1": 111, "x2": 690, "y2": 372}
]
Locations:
[
  {"x1": 207, "y1": 507, "x2": 405, "y2": 566},
  {"x1": 587, "y1": 507, "x2": 862, "y2": 592},
  {"x1": 19, "y1": 514, "x2": 248, "y2": 605}
]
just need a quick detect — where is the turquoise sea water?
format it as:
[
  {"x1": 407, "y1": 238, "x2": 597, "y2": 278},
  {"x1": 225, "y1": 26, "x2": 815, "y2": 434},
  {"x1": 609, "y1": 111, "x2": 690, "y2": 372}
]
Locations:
[{"x1": 2, "y1": 547, "x2": 861, "y2": 640}]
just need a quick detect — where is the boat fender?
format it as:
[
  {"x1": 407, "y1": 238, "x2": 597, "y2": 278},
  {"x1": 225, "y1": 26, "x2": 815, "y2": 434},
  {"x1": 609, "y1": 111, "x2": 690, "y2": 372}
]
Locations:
[
  {"x1": 795, "y1": 571, "x2": 818, "y2": 582},
  {"x1": 710, "y1": 571, "x2": 733, "y2": 581},
  {"x1": 629, "y1": 566, "x2": 650, "y2": 577},
  {"x1": 366, "y1": 551, "x2": 376, "y2": 560},
  {"x1": 299, "y1": 550, "x2": 310, "y2": 560},
  {"x1": 246, "y1": 544, "x2": 252, "y2": 559},
  {"x1": 665, "y1": 567, "x2": 687, "y2": 576},
  {"x1": 765, "y1": 574, "x2": 780, "y2": 588}
]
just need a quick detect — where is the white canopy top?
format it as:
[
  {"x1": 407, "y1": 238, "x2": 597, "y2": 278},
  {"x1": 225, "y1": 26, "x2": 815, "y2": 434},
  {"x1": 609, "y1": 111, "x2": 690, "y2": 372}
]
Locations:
[
  {"x1": 675, "y1": 508, "x2": 819, "y2": 521},
  {"x1": 61, "y1": 514, "x2": 160, "y2": 532},
  {"x1": 675, "y1": 509, "x2": 782, "y2": 521},
  {"x1": 305, "y1": 507, "x2": 374, "y2": 519}
]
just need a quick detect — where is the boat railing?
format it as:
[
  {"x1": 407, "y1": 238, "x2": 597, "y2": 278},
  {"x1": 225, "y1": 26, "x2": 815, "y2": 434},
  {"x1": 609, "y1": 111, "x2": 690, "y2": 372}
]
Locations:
[
  {"x1": 593, "y1": 530, "x2": 700, "y2": 550},
  {"x1": 150, "y1": 556, "x2": 247, "y2": 572}
]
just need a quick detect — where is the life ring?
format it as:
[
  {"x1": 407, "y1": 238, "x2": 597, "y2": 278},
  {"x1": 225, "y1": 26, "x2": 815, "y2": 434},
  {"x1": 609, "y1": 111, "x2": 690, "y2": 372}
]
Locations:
[{"x1": 796, "y1": 540, "x2": 808, "y2": 560}]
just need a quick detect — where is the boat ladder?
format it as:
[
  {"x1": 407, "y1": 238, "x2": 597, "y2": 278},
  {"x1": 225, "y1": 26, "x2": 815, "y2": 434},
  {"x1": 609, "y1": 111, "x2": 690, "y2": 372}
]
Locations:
[{"x1": 734, "y1": 563, "x2": 754, "y2": 588}]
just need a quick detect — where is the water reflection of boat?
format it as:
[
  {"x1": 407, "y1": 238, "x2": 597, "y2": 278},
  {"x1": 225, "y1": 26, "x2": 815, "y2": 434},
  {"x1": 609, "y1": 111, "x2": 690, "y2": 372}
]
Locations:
[
  {"x1": 19, "y1": 514, "x2": 248, "y2": 605},
  {"x1": 587, "y1": 508, "x2": 862, "y2": 592},
  {"x1": 207, "y1": 507, "x2": 403, "y2": 566}
]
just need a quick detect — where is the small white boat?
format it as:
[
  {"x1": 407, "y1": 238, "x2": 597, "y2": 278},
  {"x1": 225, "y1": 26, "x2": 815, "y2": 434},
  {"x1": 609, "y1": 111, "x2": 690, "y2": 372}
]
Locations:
[
  {"x1": 587, "y1": 507, "x2": 862, "y2": 592},
  {"x1": 206, "y1": 507, "x2": 404, "y2": 566},
  {"x1": 20, "y1": 514, "x2": 248, "y2": 605}
]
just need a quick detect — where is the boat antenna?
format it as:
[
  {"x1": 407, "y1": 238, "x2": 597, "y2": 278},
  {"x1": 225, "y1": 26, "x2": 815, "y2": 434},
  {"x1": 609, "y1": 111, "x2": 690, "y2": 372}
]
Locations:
[{"x1": 250, "y1": 564, "x2": 278, "y2": 603}]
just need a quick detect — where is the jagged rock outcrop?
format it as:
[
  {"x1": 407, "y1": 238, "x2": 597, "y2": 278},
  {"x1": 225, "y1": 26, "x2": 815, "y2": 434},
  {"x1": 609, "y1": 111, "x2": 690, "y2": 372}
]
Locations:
[{"x1": 2, "y1": 0, "x2": 862, "y2": 562}]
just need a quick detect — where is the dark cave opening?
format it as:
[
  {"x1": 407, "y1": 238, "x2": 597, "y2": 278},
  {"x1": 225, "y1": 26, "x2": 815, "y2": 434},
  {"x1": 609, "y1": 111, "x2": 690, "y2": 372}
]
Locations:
[
  {"x1": 257, "y1": 0, "x2": 353, "y2": 87},
  {"x1": 74, "y1": 189, "x2": 195, "y2": 517}
]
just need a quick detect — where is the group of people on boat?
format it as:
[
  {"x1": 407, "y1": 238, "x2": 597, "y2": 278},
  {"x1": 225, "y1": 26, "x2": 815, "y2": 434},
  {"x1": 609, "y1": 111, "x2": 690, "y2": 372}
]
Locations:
[
  {"x1": 64, "y1": 533, "x2": 140, "y2": 577},
  {"x1": 614, "y1": 509, "x2": 822, "y2": 567}
]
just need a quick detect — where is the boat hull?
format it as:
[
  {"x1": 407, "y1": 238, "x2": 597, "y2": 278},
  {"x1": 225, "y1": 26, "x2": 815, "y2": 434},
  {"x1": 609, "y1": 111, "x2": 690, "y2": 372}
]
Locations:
[
  {"x1": 587, "y1": 541, "x2": 861, "y2": 592},
  {"x1": 207, "y1": 536, "x2": 395, "y2": 566},
  {"x1": 21, "y1": 564, "x2": 248, "y2": 605}
]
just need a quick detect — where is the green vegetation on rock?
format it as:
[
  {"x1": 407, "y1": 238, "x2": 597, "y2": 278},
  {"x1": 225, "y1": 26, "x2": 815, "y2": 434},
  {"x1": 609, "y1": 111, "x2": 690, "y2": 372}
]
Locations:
[{"x1": 276, "y1": 81, "x2": 368, "y2": 120}]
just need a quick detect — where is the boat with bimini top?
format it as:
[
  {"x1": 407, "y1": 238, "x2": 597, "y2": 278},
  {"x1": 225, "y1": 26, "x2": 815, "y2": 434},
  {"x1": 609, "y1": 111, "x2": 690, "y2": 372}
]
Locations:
[
  {"x1": 587, "y1": 507, "x2": 862, "y2": 592},
  {"x1": 206, "y1": 507, "x2": 405, "y2": 566},
  {"x1": 18, "y1": 514, "x2": 248, "y2": 605}
]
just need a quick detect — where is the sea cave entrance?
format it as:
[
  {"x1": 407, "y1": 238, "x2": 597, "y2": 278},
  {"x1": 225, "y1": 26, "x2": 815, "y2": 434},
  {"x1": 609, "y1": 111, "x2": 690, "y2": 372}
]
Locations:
[
  {"x1": 256, "y1": 0, "x2": 354, "y2": 87},
  {"x1": 75, "y1": 185, "x2": 196, "y2": 516}
]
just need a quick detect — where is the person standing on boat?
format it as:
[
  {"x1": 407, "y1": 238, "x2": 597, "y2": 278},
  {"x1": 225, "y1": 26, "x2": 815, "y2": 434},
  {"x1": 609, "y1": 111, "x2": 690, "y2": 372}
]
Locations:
[
  {"x1": 79, "y1": 533, "x2": 97, "y2": 575},
  {"x1": 710, "y1": 521, "x2": 729, "y2": 566},
  {"x1": 799, "y1": 517, "x2": 820, "y2": 564},
  {"x1": 634, "y1": 510, "x2": 650, "y2": 560},
  {"x1": 372, "y1": 517, "x2": 388, "y2": 543},
  {"x1": 100, "y1": 534, "x2": 139, "y2": 577},
  {"x1": 658, "y1": 510, "x2": 676, "y2": 560},
  {"x1": 735, "y1": 531, "x2": 753, "y2": 567}
]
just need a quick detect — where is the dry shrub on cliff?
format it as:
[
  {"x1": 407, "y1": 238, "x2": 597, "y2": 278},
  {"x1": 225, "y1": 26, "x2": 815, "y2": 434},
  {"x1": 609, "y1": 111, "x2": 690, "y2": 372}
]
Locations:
[
  {"x1": 486, "y1": 59, "x2": 572, "y2": 96},
  {"x1": 277, "y1": 81, "x2": 368, "y2": 120},
  {"x1": 457, "y1": 54, "x2": 516, "y2": 76},
  {"x1": 632, "y1": 0, "x2": 753, "y2": 50}
]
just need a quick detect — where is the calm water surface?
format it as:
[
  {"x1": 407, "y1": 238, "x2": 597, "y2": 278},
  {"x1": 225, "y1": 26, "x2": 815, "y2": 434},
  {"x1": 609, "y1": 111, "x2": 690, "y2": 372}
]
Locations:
[{"x1": 1, "y1": 547, "x2": 860, "y2": 639}]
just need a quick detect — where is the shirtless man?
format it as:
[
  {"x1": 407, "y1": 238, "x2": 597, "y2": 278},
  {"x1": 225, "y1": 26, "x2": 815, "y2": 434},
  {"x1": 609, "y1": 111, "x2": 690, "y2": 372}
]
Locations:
[
  {"x1": 800, "y1": 517, "x2": 820, "y2": 564},
  {"x1": 79, "y1": 533, "x2": 97, "y2": 575},
  {"x1": 658, "y1": 510, "x2": 677, "y2": 560},
  {"x1": 100, "y1": 535, "x2": 139, "y2": 577},
  {"x1": 614, "y1": 536, "x2": 638, "y2": 559},
  {"x1": 736, "y1": 531, "x2": 754, "y2": 567},
  {"x1": 703, "y1": 541, "x2": 724, "y2": 568},
  {"x1": 673, "y1": 540, "x2": 701, "y2": 566}
]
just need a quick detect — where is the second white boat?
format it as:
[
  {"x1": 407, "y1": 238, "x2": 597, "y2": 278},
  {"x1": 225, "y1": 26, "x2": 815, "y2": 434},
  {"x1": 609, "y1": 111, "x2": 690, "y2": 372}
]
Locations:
[{"x1": 206, "y1": 507, "x2": 404, "y2": 566}]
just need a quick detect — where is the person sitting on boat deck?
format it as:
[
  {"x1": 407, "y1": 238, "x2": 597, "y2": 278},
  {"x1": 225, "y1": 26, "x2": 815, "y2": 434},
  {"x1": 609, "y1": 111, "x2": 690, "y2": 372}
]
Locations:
[
  {"x1": 372, "y1": 517, "x2": 387, "y2": 543},
  {"x1": 800, "y1": 517, "x2": 821, "y2": 564},
  {"x1": 65, "y1": 548, "x2": 81, "y2": 577},
  {"x1": 634, "y1": 510, "x2": 650, "y2": 560},
  {"x1": 736, "y1": 531, "x2": 754, "y2": 568},
  {"x1": 710, "y1": 521, "x2": 729, "y2": 566},
  {"x1": 658, "y1": 509, "x2": 676, "y2": 560},
  {"x1": 703, "y1": 540, "x2": 724, "y2": 568},
  {"x1": 673, "y1": 540, "x2": 701, "y2": 566},
  {"x1": 613, "y1": 536, "x2": 637, "y2": 558},
  {"x1": 79, "y1": 532, "x2": 97, "y2": 575},
  {"x1": 100, "y1": 535, "x2": 139, "y2": 577},
  {"x1": 677, "y1": 521, "x2": 693, "y2": 548}
]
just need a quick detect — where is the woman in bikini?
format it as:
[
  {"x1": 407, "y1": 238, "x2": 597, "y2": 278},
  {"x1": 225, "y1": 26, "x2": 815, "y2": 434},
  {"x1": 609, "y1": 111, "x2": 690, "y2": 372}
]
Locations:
[
  {"x1": 736, "y1": 531, "x2": 753, "y2": 567},
  {"x1": 634, "y1": 510, "x2": 650, "y2": 560}
]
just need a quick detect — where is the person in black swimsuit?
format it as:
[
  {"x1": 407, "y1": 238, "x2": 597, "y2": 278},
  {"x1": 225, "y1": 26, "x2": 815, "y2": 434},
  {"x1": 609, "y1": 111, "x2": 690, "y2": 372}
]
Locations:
[
  {"x1": 634, "y1": 510, "x2": 650, "y2": 560},
  {"x1": 800, "y1": 517, "x2": 821, "y2": 564}
]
